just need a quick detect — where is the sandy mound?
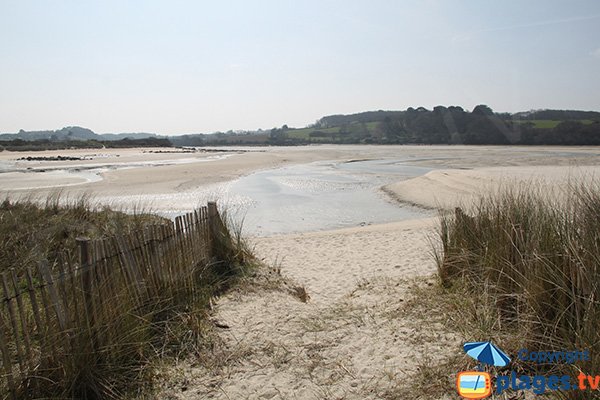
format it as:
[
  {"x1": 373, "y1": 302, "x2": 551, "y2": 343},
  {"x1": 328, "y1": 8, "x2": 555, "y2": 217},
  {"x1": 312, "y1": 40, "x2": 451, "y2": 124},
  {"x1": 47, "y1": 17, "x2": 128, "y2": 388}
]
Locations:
[{"x1": 385, "y1": 165, "x2": 600, "y2": 210}]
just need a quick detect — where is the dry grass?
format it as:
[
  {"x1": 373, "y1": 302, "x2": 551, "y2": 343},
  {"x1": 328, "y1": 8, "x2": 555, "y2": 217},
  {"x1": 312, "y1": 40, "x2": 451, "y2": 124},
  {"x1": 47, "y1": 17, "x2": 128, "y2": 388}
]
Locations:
[{"x1": 291, "y1": 285, "x2": 310, "y2": 303}]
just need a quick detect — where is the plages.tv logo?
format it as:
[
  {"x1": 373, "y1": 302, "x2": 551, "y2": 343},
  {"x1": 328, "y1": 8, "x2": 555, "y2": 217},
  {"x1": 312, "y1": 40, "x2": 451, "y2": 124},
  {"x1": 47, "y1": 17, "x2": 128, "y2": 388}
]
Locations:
[
  {"x1": 456, "y1": 341, "x2": 510, "y2": 399},
  {"x1": 457, "y1": 341, "x2": 598, "y2": 398}
]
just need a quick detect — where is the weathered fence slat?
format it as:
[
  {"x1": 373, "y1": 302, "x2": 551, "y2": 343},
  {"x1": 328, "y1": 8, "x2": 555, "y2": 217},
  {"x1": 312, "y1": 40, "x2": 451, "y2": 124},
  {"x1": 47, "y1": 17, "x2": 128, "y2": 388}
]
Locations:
[
  {"x1": 25, "y1": 267, "x2": 43, "y2": 337},
  {"x1": 55, "y1": 256, "x2": 72, "y2": 328},
  {"x1": 36, "y1": 262, "x2": 61, "y2": 366},
  {"x1": 0, "y1": 293, "x2": 17, "y2": 399},
  {"x1": 115, "y1": 235, "x2": 141, "y2": 304},
  {"x1": 64, "y1": 258, "x2": 81, "y2": 332},
  {"x1": 93, "y1": 240, "x2": 108, "y2": 328},
  {"x1": 140, "y1": 228, "x2": 159, "y2": 298},
  {"x1": 160, "y1": 224, "x2": 176, "y2": 285},
  {"x1": 9, "y1": 269, "x2": 33, "y2": 371},
  {"x1": 38, "y1": 261, "x2": 67, "y2": 333},
  {"x1": 1, "y1": 273, "x2": 25, "y2": 374}
]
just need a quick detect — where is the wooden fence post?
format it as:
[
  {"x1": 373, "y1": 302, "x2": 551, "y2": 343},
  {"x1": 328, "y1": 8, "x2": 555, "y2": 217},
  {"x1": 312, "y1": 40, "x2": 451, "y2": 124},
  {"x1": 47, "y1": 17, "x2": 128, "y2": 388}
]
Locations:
[
  {"x1": 207, "y1": 202, "x2": 221, "y2": 259},
  {"x1": 10, "y1": 269, "x2": 33, "y2": 372},
  {"x1": 208, "y1": 201, "x2": 235, "y2": 276}
]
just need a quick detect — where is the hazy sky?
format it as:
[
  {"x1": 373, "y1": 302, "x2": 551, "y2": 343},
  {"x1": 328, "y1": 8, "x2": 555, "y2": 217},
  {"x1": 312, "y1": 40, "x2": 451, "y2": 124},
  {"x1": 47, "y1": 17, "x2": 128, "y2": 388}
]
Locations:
[{"x1": 1, "y1": 1, "x2": 599, "y2": 135}]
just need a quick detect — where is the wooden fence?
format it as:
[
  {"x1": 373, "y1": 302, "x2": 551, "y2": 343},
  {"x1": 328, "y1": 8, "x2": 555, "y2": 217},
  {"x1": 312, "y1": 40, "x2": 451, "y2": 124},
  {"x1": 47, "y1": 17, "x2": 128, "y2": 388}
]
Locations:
[{"x1": 0, "y1": 202, "x2": 227, "y2": 399}]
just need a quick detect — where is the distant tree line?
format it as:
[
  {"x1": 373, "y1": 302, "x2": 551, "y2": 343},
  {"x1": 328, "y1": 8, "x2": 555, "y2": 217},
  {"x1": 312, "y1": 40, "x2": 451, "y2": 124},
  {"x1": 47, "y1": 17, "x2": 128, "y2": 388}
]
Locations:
[
  {"x1": 102, "y1": 137, "x2": 172, "y2": 148},
  {"x1": 260, "y1": 105, "x2": 600, "y2": 146},
  {"x1": 372, "y1": 105, "x2": 600, "y2": 145},
  {"x1": 513, "y1": 109, "x2": 600, "y2": 121},
  {"x1": 0, "y1": 137, "x2": 172, "y2": 151},
  {"x1": 314, "y1": 110, "x2": 405, "y2": 128},
  {"x1": 519, "y1": 120, "x2": 600, "y2": 145}
]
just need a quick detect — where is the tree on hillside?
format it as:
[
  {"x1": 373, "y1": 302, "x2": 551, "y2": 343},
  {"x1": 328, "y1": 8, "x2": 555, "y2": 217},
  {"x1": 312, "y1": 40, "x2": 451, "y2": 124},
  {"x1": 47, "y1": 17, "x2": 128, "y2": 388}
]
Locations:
[{"x1": 472, "y1": 104, "x2": 494, "y2": 116}]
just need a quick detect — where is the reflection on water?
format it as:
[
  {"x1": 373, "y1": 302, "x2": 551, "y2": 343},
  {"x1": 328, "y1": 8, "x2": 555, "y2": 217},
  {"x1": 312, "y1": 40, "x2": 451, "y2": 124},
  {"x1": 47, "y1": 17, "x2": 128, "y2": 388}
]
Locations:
[{"x1": 225, "y1": 159, "x2": 434, "y2": 236}]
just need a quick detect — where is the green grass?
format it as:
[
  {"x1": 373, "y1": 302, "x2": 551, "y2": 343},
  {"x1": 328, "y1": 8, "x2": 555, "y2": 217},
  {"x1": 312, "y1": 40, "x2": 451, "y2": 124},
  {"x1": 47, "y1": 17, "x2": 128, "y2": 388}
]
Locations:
[
  {"x1": 364, "y1": 121, "x2": 380, "y2": 133},
  {"x1": 285, "y1": 126, "x2": 341, "y2": 140},
  {"x1": 513, "y1": 119, "x2": 595, "y2": 129},
  {"x1": 284, "y1": 121, "x2": 381, "y2": 142},
  {"x1": 436, "y1": 182, "x2": 600, "y2": 398}
]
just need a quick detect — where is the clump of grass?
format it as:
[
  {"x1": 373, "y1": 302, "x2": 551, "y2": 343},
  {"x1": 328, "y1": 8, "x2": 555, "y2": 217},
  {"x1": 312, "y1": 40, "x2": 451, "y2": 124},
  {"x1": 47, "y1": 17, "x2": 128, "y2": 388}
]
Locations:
[
  {"x1": 209, "y1": 207, "x2": 256, "y2": 276},
  {"x1": 291, "y1": 285, "x2": 310, "y2": 303},
  {"x1": 437, "y1": 181, "x2": 600, "y2": 397}
]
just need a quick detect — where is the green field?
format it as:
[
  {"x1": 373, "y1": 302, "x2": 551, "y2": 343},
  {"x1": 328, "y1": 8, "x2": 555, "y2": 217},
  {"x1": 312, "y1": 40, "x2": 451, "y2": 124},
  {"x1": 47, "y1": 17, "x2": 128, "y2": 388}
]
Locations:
[
  {"x1": 284, "y1": 127, "x2": 338, "y2": 142},
  {"x1": 285, "y1": 121, "x2": 381, "y2": 141},
  {"x1": 513, "y1": 119, "x2": 595, "y2": 129}
]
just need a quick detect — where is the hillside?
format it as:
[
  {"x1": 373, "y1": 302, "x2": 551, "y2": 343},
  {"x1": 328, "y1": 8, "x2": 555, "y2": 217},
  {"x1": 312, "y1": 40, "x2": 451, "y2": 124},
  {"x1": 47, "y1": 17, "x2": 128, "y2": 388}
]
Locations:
[
  {"x1": 0, "y1": 126, "x2": 159, "y2": 142},
  {"x1": 181, "y1": 106, "x2": 600, "y2": 146}
]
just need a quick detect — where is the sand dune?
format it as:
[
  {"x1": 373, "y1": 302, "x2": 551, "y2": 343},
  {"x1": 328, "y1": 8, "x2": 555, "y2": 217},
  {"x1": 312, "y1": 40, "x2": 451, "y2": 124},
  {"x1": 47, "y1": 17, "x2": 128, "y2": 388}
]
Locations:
[{"x1": 385, "y1": 165, "x2": 600, "y2": 210}]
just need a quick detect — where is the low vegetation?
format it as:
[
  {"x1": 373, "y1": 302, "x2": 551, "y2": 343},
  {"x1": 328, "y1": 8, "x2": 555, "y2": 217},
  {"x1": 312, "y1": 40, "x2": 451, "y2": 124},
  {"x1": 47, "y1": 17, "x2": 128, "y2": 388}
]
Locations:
[
  {"x1": 436, "y1": 182, "x2": 600, "y2": 398},
  {"x1": 0, "y1": 195, "x2": 164, "y2": 276},
  {"x1": 0, "y1": 196, "x2": 254, "y2": 399}
]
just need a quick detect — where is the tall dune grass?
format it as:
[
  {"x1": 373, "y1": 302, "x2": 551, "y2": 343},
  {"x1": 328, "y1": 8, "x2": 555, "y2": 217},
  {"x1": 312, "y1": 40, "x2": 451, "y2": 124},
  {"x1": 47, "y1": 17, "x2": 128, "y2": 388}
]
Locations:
[{"x1": 437, "y1": 181, "x2": 600, "y2": 397}]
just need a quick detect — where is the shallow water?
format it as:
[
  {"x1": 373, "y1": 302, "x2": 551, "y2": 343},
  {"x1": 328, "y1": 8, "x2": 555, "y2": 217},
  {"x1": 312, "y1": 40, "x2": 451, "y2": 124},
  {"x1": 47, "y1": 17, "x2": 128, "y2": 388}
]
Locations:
[{"x1": 223, "y1": 159, "x2": 434, "y2": 236}]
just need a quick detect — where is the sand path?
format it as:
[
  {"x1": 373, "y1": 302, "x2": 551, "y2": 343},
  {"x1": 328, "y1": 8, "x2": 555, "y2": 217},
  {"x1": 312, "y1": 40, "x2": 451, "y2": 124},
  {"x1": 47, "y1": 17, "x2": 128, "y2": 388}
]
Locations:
[{"x1": 159, "y1": 217, "x2": 460, "y2": 399}]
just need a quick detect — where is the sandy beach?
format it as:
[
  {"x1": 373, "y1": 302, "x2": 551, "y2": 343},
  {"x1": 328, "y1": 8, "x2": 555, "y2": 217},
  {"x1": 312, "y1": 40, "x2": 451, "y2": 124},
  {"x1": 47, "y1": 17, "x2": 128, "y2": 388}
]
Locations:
[{"x1": 3, "y1": 145, "x2": 600, "y2": 398}]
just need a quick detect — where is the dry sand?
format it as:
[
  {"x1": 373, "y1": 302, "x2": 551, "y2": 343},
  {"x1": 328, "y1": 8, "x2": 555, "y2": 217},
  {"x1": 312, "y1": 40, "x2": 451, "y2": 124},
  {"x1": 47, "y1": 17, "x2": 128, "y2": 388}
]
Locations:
[
  {"x1": 385, "y1": 165, "x2": 600, "y2": 210},
  {"x1": 4, "y1": 145, "x2": 600, "y2": 398},
  {"x1": 159, "y1": 217, "x2": 460, "y2": 399}
]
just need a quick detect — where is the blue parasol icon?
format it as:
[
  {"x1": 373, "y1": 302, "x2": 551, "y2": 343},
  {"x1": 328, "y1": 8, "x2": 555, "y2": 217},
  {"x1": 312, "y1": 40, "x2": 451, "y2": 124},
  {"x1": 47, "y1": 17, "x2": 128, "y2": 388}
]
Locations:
[{"x1": 463, "y1": 341, "x2": 511, "y2": 367}]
